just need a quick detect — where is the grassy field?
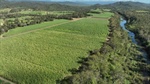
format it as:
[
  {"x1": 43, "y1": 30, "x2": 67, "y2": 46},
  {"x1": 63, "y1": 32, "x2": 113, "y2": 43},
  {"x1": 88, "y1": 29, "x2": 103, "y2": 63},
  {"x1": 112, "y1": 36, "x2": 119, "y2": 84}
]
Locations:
[
  {"x1": 103, "y1": 9, "x2": 111, "y2": 12},
  {"x1": 0, "y1": 8, "x2": 11, "y2": 13},
  {"x1": 89, "y1": 12, "x2": 113, "y2": 18},
  {"x1": 136, "y1": 10, "x2": 149, "y2": 13},
  {"x1": 0, "y1": 12, "x2": 113, "y2": 84},
  {"x1": 49, "y1": 11, "x2": 74, "y2": 15},
  {"x1": 18, "y1": 10, "x2": 74, "y2": 15},
  {"x1": 90, "y1": 8, "x2": 102, "y2": 13},
  {"x1": 0, "y1": 19, "x2": 3, "y2": 23},
  {"x1": 18, "y1": 10, "x2": 49, "y2": 15},
  {"x1": 3, "y1": 19, "x2": 69, "y2": 37}
]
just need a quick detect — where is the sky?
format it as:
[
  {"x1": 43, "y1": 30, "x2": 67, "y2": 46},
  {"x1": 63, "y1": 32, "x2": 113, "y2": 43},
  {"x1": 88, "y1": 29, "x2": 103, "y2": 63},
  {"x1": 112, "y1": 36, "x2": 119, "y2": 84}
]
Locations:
[{"x1": 49, "y1": 0, "x2": 150, "y2": 3}]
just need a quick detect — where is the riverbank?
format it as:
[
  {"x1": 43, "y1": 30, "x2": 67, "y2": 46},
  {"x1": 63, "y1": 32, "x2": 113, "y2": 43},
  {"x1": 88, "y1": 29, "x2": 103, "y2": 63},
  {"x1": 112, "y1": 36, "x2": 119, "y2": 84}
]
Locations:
[
  {"x1": 120, "y1": 17, "x2": 150, "y2": 83},
  {"x1": 118, "y1": 11, "x2": 150, "y2": 59},
  {"x1": 126, "y1": 23, "x2": 150, "y2": 59},
  {"x1": 60, "y1": 13, "x2": 149, "y2": 84},
  {"x1": 120, "y1": 18, "x2": 150, "y2": 63}
]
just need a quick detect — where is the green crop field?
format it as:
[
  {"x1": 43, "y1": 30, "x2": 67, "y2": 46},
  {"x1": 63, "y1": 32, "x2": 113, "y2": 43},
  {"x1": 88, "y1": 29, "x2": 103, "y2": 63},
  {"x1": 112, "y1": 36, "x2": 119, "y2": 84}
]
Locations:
[
  {"x1": 49, "y1": 11, "x2": 74, "y2": 15},
  {"x1": 136, "y1": 10, "x2": 149, "y2": 12},
  {"x1": 3, "y1": 19, "x2": 69, "y2": 37},
  {"x1": 90, "y1": 8, "x2": 102, "y2": 13},
  {"x1": 19, "y1": 10, "x2": 48, "y2": 15},
  {"x1": 18, "y1": 10, "x2": 74, "y2": 15},
  {"x1": 0, "y1": 19, "x2": 3, "y2": 23},
  {"x1": 0, "y1": 8, "x2": 11, "y2": 13},
  {"x1": 99, "y1": 12, "x2": 114, "y2": 17},
  {"x1": 103, "y1": 9, "x2": 111, "y2": 12},
  {"x1": 0, "y1": 12, "x2": 113, "y2": 84},
  {"x1": 89, "y1": 12, "x2": 114, "y2": 18}
]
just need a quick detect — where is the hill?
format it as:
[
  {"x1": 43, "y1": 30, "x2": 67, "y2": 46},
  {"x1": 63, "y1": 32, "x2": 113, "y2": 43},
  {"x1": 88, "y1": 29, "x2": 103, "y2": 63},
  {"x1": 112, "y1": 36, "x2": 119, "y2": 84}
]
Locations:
[
  {"x1": 108, "y1": 1, "x2": 150, "y2": 10},
  {"x1": 0, "y1": 1, "x2": 88, "y2": 11},
  {"x1": 89, "y1": 1, "x2": 150, "y2": 11}
]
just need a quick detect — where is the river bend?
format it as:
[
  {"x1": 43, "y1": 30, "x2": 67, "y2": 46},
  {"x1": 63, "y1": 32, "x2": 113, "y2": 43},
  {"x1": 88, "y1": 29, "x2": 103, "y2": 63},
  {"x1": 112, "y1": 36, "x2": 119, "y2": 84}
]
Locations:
[{"x1": 120, "y1": 18, "x2": 150, "y2": 63}]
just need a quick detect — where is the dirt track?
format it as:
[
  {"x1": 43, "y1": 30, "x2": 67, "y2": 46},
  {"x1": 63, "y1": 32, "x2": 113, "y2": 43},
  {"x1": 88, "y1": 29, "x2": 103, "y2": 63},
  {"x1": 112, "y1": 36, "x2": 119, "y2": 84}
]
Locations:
[{"x1": 0, "y1": 77, "x2": 15, "y2": 84}]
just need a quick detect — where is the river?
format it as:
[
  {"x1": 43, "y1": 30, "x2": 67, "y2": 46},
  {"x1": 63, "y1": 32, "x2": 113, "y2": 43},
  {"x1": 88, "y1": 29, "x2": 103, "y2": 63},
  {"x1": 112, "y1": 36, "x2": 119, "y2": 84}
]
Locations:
[{"x1": 120, "y1": 18, "x2": 150, "y2": 64}]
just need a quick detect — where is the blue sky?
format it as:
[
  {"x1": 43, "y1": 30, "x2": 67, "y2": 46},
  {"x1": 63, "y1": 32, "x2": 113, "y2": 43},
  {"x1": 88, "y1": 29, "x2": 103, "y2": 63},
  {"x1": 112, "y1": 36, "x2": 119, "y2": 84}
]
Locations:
[{"x1": 49, "y1": 0, "x2": 150, "y2": 3}]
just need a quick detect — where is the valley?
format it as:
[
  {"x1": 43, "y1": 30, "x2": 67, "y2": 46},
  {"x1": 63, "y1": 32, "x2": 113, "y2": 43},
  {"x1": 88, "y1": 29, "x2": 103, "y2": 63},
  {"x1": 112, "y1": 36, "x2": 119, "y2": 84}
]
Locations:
[{"x1": 0, "y1": 0, "x2": 150, "y2": 84}]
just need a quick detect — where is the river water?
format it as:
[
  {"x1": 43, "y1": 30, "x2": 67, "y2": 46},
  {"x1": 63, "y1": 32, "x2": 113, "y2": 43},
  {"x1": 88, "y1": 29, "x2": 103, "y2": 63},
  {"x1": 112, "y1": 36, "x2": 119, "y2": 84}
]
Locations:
[
  {"x1": 120, "y1": 18, "x2": 137, "y2": 44},
  {"x1": 120, "y1": 18, "x2": 150, "y2": 63}
]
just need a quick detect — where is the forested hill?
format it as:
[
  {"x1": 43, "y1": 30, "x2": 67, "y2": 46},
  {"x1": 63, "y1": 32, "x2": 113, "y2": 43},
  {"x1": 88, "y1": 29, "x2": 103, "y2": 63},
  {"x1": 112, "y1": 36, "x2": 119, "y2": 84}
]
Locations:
[
  {"x1": 0, "y1": 1, "x2": 89, "y2": 11},
  {"x1": 1, "y1": 1, "x2": 150, "y2": 11},
  {"x1": 90, "y1": 1, "x2": 150, "y2": 11},
  {"x1": 48, "y1": 1, "x2": 87, "y2": 6},
  {"x1": 110, "y1": 1, "x2": 150, "y2": 10}
]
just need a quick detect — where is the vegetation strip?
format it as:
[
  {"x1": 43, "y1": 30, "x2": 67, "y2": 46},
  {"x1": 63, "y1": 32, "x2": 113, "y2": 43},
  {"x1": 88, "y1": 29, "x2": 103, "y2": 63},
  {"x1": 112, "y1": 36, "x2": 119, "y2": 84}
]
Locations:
[
  {"x1": 60, "y1": 13, "x2": 150, "y2": 84},
  {"x1": 118, "y1": 11, "x2": 150, "y2": 83}
]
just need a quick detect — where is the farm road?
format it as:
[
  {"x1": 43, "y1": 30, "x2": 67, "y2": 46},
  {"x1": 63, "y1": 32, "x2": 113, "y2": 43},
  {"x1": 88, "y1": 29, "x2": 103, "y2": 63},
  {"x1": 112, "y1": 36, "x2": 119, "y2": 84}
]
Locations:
[{"x1": 0, "y1": 77, "x2": 15, "y2": 84}]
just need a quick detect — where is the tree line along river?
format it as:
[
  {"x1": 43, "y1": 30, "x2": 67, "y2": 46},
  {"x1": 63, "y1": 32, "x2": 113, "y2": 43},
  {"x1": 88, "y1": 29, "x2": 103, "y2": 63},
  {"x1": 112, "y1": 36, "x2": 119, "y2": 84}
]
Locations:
[{"x1": 120, "y1": 18, "x2": 150, "y2": 64}]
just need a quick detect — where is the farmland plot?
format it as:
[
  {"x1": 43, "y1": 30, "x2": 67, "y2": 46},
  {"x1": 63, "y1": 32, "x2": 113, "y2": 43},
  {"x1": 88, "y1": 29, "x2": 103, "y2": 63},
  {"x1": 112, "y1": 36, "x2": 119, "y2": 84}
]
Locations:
[{"x1": 0, "y1": 12, "x2": 113, "y2": 84}]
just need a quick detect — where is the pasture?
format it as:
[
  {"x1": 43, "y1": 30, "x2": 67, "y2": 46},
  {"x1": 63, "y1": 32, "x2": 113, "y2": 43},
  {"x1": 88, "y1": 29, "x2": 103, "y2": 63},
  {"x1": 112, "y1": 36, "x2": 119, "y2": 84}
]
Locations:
[
  {"x1": 0, "y1": 8, "x2": 11, "y2": 13},
  {"x1": 0, "y1": 19, "x2": 3, "y2": 23},
  {"x1": 0, "y1": 12, "x2": 113, "y2": 84},
  {"x1": 89, "y1": 12, "x2": 113, "y2": 18},
  {"x1": 19, "y1": 10, "x2": 49, "y2": 15},
  {"x1": 90, "y1": 8, "x2": 102, "y2": 13},
  {"x1": 49, "y1": 11, "x2": 74, "y2": 15},
  {"x1": 18, "y1": 10, "x2": 74, "y2": 15},
  {"x1": 103, "y1": 9, "x2": 111, "y2": 12},
  {"x1": 3, "y1": 19, "x2": 69, "y2": 37},
  {"x1": 136, "y1": 10, "x2": 149, "y2": 13}
]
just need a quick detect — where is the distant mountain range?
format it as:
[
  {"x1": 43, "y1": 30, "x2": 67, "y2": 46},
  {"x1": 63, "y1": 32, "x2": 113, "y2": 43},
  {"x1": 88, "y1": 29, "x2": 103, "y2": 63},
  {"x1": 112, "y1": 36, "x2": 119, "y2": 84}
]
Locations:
[
  {"x1": 53, "y1": 1, "x2": 116, "y2": 6},
  {"x1": 7, "y1": 0, "x2": 116, "y2": 5},
  {"x1": 109, "y1": 1, "x2": 150, "y2": 10},
  {"x1": 7, "y1": 0, "x2": 150, "y2": 6},
  {"x1": 1, "y1": 0, "x2": 150, "y2": 9}
]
